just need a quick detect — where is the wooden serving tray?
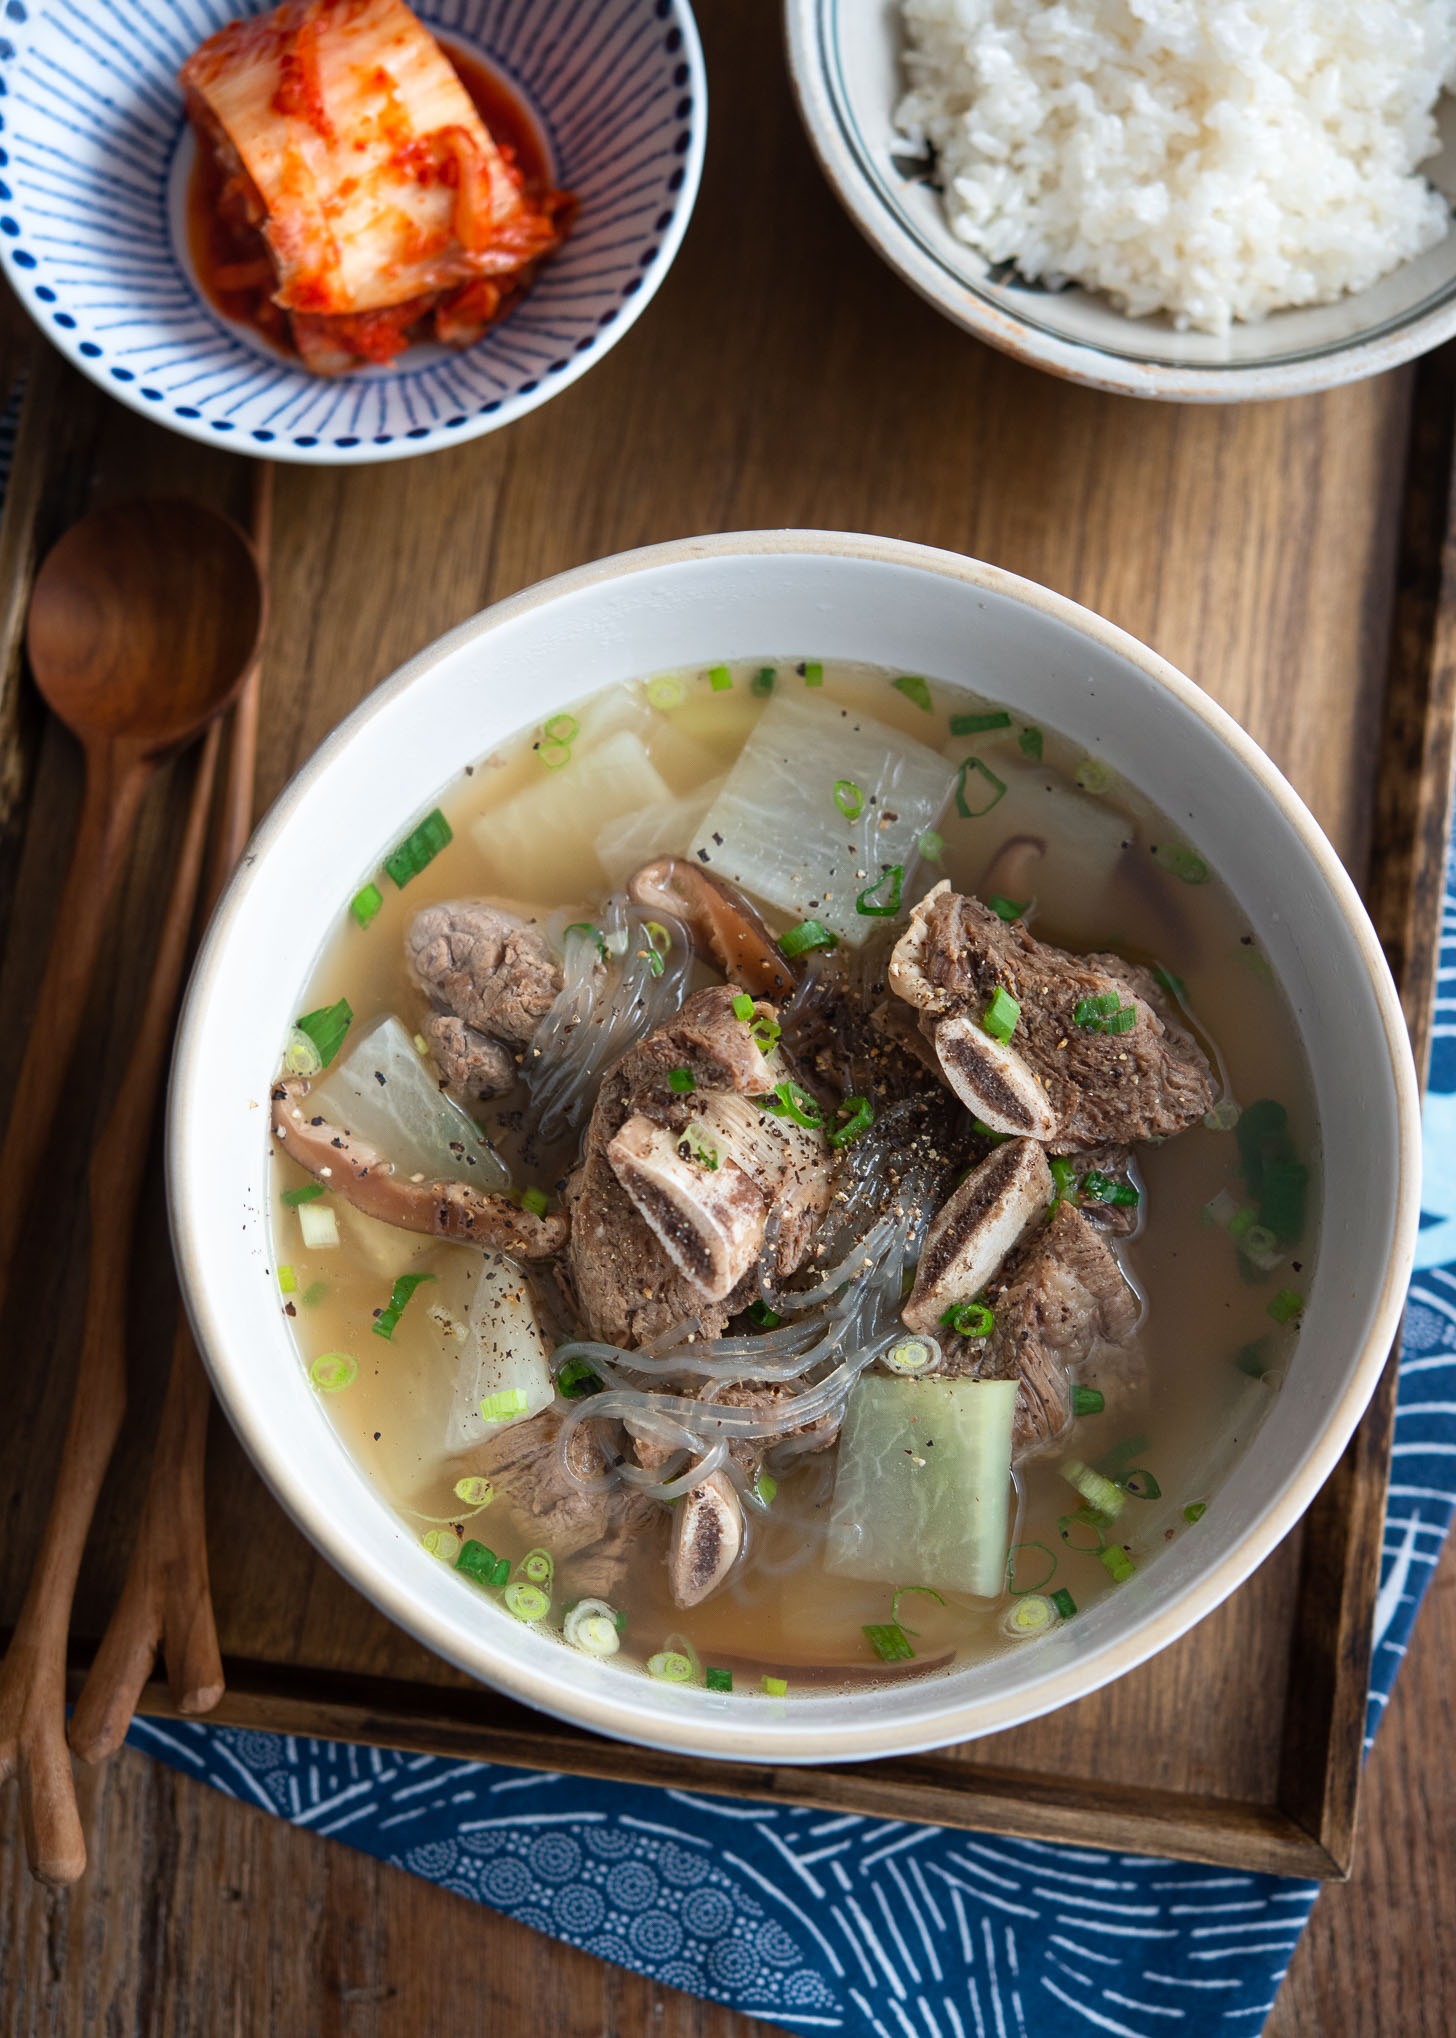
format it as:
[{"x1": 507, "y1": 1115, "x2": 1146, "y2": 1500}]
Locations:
[{"x1": 1, "y1": 4, "x2": 1452, "y2": 1887}]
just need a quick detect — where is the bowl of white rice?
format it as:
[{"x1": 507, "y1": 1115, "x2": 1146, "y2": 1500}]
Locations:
[{"x1": 785, "y1": 0, "x2": 1456, "y2": 400}]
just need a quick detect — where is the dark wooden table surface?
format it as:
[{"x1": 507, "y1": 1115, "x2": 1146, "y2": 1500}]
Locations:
[{"x1": 1, "y1": 1, "x2": 1454, "y2": 2030}]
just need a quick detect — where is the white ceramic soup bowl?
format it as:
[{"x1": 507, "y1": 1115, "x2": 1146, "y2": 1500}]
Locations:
[
  {"x1": 171, "y1": 532, "x2": 1421, "y2": 1764},
  {"x1": 784, "y1": 0, "x2": 1456, "y2": 402}
]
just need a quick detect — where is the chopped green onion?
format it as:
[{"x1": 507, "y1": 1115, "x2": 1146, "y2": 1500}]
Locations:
[
  {"x1": 1018, "y1": 726, "x2": 1043, "y2": 761},
  {"x1": 1000, "y1": 1595, "x2": 1058, "y2": 1640},
  {"x1": 758, "y1": 1079, "x2": 824, "y2": 1129},
  {"x1": 893, "y1": 674, "x2": 932, "y2": 712},
  {"x1": 1104, "y1": 1006, "x2": 1137, "y2": 1036},
  {"x1": 420, "y1": 1528, "x2": 458, "y2": 1561},
  {"x1": 1238, "y1": 1223, "x2": 1283, "y2": 1274},
  {"x1": 955, "y1": 757, "x2": 1007, "y2": 818},
  {"x1": 752, "y1": 1470, "x2": 778, "y2": 1509},
  {"x1": 1236, "y1": 1098, "x2": 1292, "y2": 1193},
  {"x1": 1098, "y1": 1432, "x2": 1151, "y2": 1472},
  {"x1": 282, "y1": 1183, "x2": 325, "y2": 1208},
  {"x1": 1203, "y1": 1188, "x2": 1240, "y2": 1228},
  {"x1": 385, "y1": 809, "x2": 452, "y2": 888},
  {"x1": 538, "y1": 736, "x2": 572, "y2": 770},
  {"x1": 1236, "y1": 1343, "x2": 1271, "y2": 1379},
  {"x1": 647, "y1": 1650, "x2": 696, "y2": 1684},
  {"x1": 564, "y1": 1600, "x2": 621, "y2": 1656},
  {"x1": 453, "y1": 1476, "x2": 494, "y2": 1507},
  {"x1": 1152, "y1": 841, "x2": 1210, "y2": 884},
  {"x1": 519, "y1": 1186, "x2": 550, "y2": 1219},
  {"x1": 505, "y1": 1582, "x2": 550, "y2": 1622},
  {"x1": 828, "y1": 1095, "x2": 875, "y2": 1148},
  {"x1": 300, "y1": 1281, "x2": 328, "y2": 1308},
  {"x1": 708, "y1": 664, "x2": 732, "y2": 692},
  {"x1": 278, "y1": 1264, "x2": 297, "y2": 1295},
  {"x1": 1122, "y1": 1469, "x2": 1162, "y2": 1499},
  {"x1": 731, "y1": 992, "x2": 755, "y2": 1021},
  {"x1": 1268, "y1": 1288, "x2": 1304, "y2": 1326},
  {"x1": 642, "y1": 921, "x2": 672, "y2": 975},
  {"x1": 981, "y1": 986, "x2": 1020, "y2": 1043},
  {"x1": 1203, "y1": 1098, "x2": 1241, "y2": 1132},
  {"x1": 1061, "y1": 1458, "x2": 1125, "y2": 1521},
  {"x1": 1259, "y1": 1159, "x2": 1308, "y2": 1244},
  {"x1": 564, "y1": 921, "x2": 607, "y2": 960},
  {"x1": 1049, "y1": 1156, "x2": 1078, "y2": 1204},
  {"x1": 350, "y1": 882, "x2": 383, "y2": 929},
  {"x1": 556, "y1": 1357, "x2": 602, "y2": 1398},
  {"x1": 987, "y1": 895, "x2": 1029, "y2": 923},
  {"x1": 918, "y1": 830, "x2": 944, "y2": 863},
  {"x1": 456, "y1": 1540, "x2": 501, "y2": 1586},
  {"x1": 1153, "y1": 965, "x2": 1186, "y2": 1001},
  {"x1": 1100, "y1": 1544, "x2": 1136, "y2": 1583},
  {"x1": 1228, "y1": 1203, "x2": 1258, "y2": 1239},
  {"x1": 950, "y1": 708, "x2": 1011, "y2": 735},
  {"x1": 1057, "y1": 1510, "x2": 1105, "y2": 1553},
  {"x1": 668, "y1": 1067, "x2": 696, "y2": 1094},
  {"x1": 863, "y1": 1622, "x2": 915, "y2": 1663},
  {"x1": 1050, "y1": 1587, "x2": 1077, "y2": 1619},
  {"x1": 480, "y1": 1387, "x2": 530, "y2": 1421},
  {"x1": 647, "y1": 674, "x2": 686, "y2": 709},
  {"x1": 705, "y1": 1665, "x2": 733, "y2": 1693},
  {"x1": 972, "y1": 1117, "x2": 1011, "y2": 1147},
  {"x1": 749, "y1": 1014, "x2": 781, "y2": 1054},
  {"x1": 940, "y1": 1301, "x2": 995, "y2": 1339},
  {"x1": 296, "y1": 1201, "x2": 338, "y2": 1251},
  {"x1": 1071, "y1": 1386, "x2": 1105, "y2": 1417},
  {"x1": 1184, "y1": 1501, "x2": 1208, "y2": 1524},
  {"x1": 856, "y1": 864, "x2": 904, "y2": 917},
  {"x1": 520, "y1": 1547, "x2": 554, "y2": 1585},
  {"x1": 803, "y1": 661, "x2": 824, "y2": 687},
  {"x1": 761, "y1": 1674, "x2": 788, "y2": 1697},
  {"x1": 1079, "y1": 1171, "x2": 1139, "y2": 1207},
  {"x1": 884, "y1": 1336, "x2": 939, "y2": 1376},
  {"x1": 295, "y1": 997, "x2": 353, "y2": 1069},
  {"x1": 543, "y1": 712, "x2": 578, "y2": 743},
  {"x1": 891, "y1": 1585, "x2": 946, "y2": 1632},
  {"x1": 1073, "y1": 991, "x2": 1121, "y2": 1026},
  {"x1": 309, "y1": 1345, "x2": 354, "y2": 1393},
  {"x1": 1076, "y1": 758, "x2": 1114, "y2": 795},
  {"x1": 372, "y1": 1271, "x2": 436, "y2": 1341},
  {"x1": 748, "y1": 1299, "x2": 782, "y2": 1330},
  {"x1": 834, "y1": 778, "x2": 864, "y2": 820},
  {"x1": 490, "y1": 1553, "x2": 511, "y2": 1587},
  {"x1": 281, "y1": 1027, "x2": 323, "y2": 1078},
  {"x1": 752, "y1": 667, "x2": 776, "y2": 696},
  {"x1": 1007, "y1": 1543, "x2": 1057, "y2": 1596},
  {"x1": 780, "y1": 918, "x2": 838, "y2": 958}
]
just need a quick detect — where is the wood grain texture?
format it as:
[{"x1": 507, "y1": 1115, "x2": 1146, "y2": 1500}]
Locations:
[{"x1": 1, "y1": 0, "x2": 1453, "y2": 2026}]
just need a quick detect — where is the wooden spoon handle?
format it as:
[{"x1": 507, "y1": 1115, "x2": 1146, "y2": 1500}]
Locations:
[
  {"x1": 0, "y1": 737, "x2": 151, "y2": 1307},
  {"x1": 0, "y1": 722, "x2": 220, "y2": 1885},
  {"x1": 70, "y1": 462, "x2": 273, "y2": 1768}
]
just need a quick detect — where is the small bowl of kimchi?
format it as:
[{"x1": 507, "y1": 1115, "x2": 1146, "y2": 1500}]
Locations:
[{"x1": 0, "y1": 0, "x2": 705, "y2": 464}]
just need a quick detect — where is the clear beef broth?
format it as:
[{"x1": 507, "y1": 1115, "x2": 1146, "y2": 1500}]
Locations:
[{"x1": 270, "y1": 662, "x2": 1317, "y2": 1689}]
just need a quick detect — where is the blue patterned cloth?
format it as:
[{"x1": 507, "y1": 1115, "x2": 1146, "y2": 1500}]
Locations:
[{"x1": 126, "y1": 882, "x2": 1456, "y2": 2037}]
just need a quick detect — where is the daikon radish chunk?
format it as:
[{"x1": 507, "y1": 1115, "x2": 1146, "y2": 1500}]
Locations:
[
  {"x1": 443, "y1": 1254, "x2": 554, "y2": 1451},
  {"x1": 313, "y1": 1015, "x2": 507, "y2": 1190},
  {"x1": 690, "y1": 692, "x2": 955, "y2": 944},
  {"x1": 826, "y1": 1376, "x2": 1017, "y2": 1598},
  {"x1": 594, "y1": 776, "x2": 725, "y2": 889},
  {"x1": 471, "y1": 729, "x2": 674, "y2": 898}
]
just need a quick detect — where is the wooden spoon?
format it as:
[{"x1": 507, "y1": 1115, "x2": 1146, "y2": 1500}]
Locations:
[{"x1": 0, "y1": 500, "x2": 264, "y2": 1313}]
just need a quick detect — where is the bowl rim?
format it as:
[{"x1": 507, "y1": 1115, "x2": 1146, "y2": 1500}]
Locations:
[
  {"x1": 0, "y1": 0, "x2": 707, "y2": 467},
  {"x1": 782, "y1": 0, "x2": 1456, "y2": 403},
  {"x1": 170, "y1": 528, "x2": 1423, "y2": 1763}
]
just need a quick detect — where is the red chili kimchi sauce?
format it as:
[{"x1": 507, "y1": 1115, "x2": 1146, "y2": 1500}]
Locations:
[{"x1": 187, "y1": 41, "x2": 556, "y2": 356}]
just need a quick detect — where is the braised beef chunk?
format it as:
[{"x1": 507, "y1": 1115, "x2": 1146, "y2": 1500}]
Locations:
[
  {"x1": 407, "y1": 902, "x2": 564, "y2": 1098},
  {"x1": 939, "y1": 1202, "x2": 1139, "y2": 1456},
  {"x1": 565, "y1": 985, "x2": 832, "y2": 1346},
  {"x1": 889, "y1": 882, "x2": 1216, "y2": 1149},
  {"x1": 469, "y1": 1406, "x2": 662, "y2": 1593}
]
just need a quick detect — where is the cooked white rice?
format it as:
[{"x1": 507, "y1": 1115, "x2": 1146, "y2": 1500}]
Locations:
[{"x1": 896, "y1": 0, "x2": 1456, "y2": 334}]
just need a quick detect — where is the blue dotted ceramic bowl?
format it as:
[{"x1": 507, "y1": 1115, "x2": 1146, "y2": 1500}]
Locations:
[{"x1": 0, "y1": 0, "x2": 705, "y2": 463}]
